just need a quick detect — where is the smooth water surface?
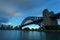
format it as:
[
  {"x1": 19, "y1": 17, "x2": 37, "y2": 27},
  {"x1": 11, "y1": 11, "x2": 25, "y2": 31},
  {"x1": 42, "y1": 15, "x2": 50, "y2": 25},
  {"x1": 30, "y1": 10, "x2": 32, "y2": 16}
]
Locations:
[{"x1": 0, "y1": 30, "x2": 60, "y2": 40}]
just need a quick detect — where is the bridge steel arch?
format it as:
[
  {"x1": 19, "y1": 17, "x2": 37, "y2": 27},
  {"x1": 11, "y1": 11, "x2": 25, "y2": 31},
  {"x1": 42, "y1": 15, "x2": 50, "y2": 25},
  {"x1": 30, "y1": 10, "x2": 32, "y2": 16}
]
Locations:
[{"x1": 21, "y1": 16, "x2": 43, "y2": 27}]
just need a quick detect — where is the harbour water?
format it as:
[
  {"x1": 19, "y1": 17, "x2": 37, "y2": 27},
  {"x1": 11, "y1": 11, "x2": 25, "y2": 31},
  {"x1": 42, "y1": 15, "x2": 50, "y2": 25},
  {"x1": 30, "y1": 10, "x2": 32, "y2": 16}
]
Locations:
[{"x1": 0, "y1": 30, "x2": 60, "y2": 40}]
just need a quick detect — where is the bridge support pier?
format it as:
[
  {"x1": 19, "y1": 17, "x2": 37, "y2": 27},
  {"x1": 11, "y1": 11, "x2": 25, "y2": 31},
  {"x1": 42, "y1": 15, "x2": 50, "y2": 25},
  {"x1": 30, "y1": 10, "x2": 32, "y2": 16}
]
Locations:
[{"x1": 43, "y1": 9, "x2": 58, "y2": 29}]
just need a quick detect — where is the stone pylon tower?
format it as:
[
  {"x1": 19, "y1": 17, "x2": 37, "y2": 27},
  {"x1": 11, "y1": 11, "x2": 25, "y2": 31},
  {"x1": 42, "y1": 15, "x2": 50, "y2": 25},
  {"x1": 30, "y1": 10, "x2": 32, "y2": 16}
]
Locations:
[{"x1": 43, "y1": 9, "x2": 58, "y2": 26}]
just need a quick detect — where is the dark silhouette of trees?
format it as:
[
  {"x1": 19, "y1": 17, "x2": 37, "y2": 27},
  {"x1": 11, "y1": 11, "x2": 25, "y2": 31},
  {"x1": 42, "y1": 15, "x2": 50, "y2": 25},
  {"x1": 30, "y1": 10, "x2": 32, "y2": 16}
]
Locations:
[
  {"x1": 44, "y1": 25, "x2": 60, "y2": 30},
  {"x1": 23, "y1": 27, "x2": 30, "y2": 31},
  {"x1": 14, "y1": 26, "x2": 19, "y2": 30}
]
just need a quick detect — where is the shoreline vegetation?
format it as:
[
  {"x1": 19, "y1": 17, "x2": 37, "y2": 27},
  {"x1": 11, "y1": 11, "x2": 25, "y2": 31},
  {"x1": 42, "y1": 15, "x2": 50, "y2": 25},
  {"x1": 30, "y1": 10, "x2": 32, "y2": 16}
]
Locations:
[
  {"x1": 0, "y1": 24, "x2": 60, "y2": 32},
  {"x1": 22, "y1": 25, "x2": 60, "y2": 32}
]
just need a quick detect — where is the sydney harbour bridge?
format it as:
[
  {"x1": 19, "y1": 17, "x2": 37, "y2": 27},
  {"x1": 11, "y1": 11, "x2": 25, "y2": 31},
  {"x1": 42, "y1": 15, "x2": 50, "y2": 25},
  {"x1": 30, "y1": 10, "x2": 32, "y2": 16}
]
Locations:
[{"x1": 19, "y1": 9, "x2": 60, "y2": 29}]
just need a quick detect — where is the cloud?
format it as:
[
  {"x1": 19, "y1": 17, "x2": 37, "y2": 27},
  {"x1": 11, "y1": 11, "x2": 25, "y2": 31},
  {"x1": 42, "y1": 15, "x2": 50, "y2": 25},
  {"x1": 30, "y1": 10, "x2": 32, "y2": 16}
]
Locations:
[
  {"x1": 0, "y1": 7, "x2": 22, "y2": 25},
  {"x1": 0, "y1": 0, "x2": 41, "y2": 11},
  {"x1": 0, "y1": 0, "x2": 22, "y2": 24},
  {"x1": 2, "y1": 22, "x2": 12, "y2": 25},
  {"x1": 0, "y1": 6, "x2": 21, "y2": 17},
  {"x1": 0, "y1": 17, "x2": 9, "y2": 25},
  {"x1": 0, "y1": 0, "x2": 42, "y2": 16}
]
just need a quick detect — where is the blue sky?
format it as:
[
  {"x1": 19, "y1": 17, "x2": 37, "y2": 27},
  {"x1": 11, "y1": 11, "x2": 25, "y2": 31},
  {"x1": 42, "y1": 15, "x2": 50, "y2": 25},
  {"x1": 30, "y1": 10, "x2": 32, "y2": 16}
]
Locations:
[{"x1": 0, "y1": 0, "x2": 60, "y2": 28}]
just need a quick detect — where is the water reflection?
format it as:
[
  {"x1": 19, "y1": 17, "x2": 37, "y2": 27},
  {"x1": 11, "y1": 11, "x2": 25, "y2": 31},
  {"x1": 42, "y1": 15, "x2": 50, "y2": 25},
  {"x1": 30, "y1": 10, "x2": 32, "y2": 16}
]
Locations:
[
  {"x1": 21, "y1": 31, "x2": 46, "y2": 40},
  {"x1": 0, "y1": 30, "x2": 60, "y2": 40},
  {"x1": 0, "y1": 30, "x2": 21, "y2": 40},
  {"x1": 46, "y1": 32, "x2": 60, "y2": 40}
]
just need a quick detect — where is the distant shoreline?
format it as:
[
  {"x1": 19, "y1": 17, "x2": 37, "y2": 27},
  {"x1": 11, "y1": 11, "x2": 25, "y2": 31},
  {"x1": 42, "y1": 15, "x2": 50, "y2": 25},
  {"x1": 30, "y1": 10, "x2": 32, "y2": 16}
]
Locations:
[{"x1": 0, "y1": 30, "x2": 60, "y2": 32}]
